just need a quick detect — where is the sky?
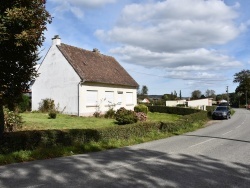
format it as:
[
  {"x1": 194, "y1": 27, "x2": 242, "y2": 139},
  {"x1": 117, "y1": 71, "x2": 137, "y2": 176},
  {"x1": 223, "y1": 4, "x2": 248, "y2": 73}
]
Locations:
[{"x1": 40, "y1": 0, "x2": 250, "y2": 97}]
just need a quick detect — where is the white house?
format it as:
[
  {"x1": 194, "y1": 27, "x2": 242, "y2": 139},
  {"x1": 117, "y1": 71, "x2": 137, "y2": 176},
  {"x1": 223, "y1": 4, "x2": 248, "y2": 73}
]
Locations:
[
  {"x1": 32, "y1": 35, "x2": 139, "y2": 116},
  {"x1": 166, "y1": 100, "x2": 186, "y2": 107},
  {"x1": 186, "y1": 98, "x2": 213, "y2": 110}
]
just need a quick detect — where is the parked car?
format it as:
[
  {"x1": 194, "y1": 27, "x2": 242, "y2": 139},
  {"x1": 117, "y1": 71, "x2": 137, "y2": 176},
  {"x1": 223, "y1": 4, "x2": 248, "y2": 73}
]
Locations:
[
  {"x1": 212, "y1": 106, "x2": 231, "y2": 120},
  {"x1": 218, "y1": 102, "x2": 230, "y2": 106}
]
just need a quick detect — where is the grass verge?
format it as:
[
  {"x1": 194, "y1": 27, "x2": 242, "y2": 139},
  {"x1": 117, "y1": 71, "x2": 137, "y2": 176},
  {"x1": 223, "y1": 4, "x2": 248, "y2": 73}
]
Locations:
[{"x1": 0, "y1": 119, "x2": 206, "y2": 166}]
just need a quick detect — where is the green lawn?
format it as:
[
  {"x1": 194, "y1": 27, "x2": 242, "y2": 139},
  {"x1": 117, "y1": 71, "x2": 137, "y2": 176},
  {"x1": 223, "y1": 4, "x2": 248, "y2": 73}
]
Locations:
[
  {"x1": 20, "y1": 112, "x2": 181, "y2": 131},
  {"x1": 0, "y1": 112, "x2": 203, "y2": 165}
]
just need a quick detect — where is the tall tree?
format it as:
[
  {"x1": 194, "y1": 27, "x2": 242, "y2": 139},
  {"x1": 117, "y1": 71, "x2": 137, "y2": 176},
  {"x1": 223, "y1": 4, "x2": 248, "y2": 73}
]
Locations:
[
  {"x1": 141, "y1": 85, "x2": 148, "y2": 95},
  {"x1": 179, "y1": 90, "x2": 182, "y2": 99},
  {"x1": 191, "y1": 90, "x2": 201, "y2": 100},
  {"x1": 0, "y1": 0, "x2": 52, "y2": 136},
  {"x1": 233, "y1": 70, "x2": 250, "y2": 105}
]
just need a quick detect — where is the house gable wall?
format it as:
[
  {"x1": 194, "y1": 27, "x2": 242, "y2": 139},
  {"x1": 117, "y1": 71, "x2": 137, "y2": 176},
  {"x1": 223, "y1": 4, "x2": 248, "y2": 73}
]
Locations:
[{"x1": 32, "y1": 45, "x2": 81, "y2": 114}]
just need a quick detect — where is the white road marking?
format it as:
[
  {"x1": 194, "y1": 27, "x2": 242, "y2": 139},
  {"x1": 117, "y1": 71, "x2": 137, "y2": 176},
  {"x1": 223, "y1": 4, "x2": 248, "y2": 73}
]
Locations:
[
  {"x1": 222, "y1": 130, "x2": 233, "y2": 136},
  {"x1": 189, "y1": 138, "x2": 215, "y2": 148},
  {"x1": 236, "y1": 125, "x2": 242, "y2": 129}
]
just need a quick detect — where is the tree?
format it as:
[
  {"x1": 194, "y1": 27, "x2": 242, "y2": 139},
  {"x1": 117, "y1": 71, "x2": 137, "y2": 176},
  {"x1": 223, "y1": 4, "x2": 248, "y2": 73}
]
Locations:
[
  {"x1": 233, "y1": 70, "x2": 250, "y2": 106},
  {"x1": 205, "y1": 89, "x2": 216, "y2": 100},
  {"x1": 141, "y1": 85, "x2": 148, "y2": 95},
  {"x1": 179, "y1": 90, "x2": 182, "y2": 99},
  {"x1": 162, "y1": 94, "x2": 168, "y2": 101},
  {"x1": 191, "y1": 90, "x2": 201, "y2": 100},
  {"x1": 0, "y1": 0, "x2": 52, "y2": 136}
]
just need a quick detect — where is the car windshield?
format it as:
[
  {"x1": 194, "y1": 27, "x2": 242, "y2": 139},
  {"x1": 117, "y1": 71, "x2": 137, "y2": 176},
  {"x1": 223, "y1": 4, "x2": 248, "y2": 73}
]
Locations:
[{"x1": 216, "y1": 107, "x2": 227, "y2": 111}]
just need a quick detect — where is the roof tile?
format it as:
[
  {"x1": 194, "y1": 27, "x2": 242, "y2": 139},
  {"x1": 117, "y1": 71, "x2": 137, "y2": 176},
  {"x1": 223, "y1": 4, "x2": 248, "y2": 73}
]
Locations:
[{"x1": 57, "y1": 43, "x2": 139, "y2": 87}]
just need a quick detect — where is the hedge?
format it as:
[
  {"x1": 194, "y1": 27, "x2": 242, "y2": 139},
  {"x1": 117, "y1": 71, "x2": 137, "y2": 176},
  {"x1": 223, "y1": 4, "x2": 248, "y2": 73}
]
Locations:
[{"x1": 148, "y1": 106, "x2": 201, "y2": 115}]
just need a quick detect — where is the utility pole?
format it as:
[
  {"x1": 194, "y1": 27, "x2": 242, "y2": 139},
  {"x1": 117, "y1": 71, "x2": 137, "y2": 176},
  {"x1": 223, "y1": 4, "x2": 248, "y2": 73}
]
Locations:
[
  {"x1": 246, "y1": 90, "x2": 248, "y2": 108},
  {"x1": 226, "y1": 86, "x2": 229, "y2": 104}
]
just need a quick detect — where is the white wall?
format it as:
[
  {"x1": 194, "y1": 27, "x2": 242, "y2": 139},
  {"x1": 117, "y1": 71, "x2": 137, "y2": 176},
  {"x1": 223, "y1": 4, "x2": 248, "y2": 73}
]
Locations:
[
  {"x1": 79, "y1": 83, "x2": 137, "y2": 116},
  {"x1": 187, "y1": 98, "x2": 212, "y2": 110},
  {"x1": 32, "y1": 44, "x2": 81, "y2": 115},
  {"x1": 166, "y1": 100, "x2": 186, "y2": 107}
]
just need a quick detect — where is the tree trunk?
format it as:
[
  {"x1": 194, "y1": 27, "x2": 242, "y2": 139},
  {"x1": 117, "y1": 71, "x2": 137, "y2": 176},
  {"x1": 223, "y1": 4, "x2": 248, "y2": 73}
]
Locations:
[{"x1": 0, "y1": 99, "x2": 4, "y2": 137}]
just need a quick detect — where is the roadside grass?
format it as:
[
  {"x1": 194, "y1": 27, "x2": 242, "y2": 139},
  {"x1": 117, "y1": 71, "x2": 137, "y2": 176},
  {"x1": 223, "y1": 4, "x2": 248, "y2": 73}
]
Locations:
[
  {"x1": 0, "y1": 112, "x2": 205, "y2": 165},
  {"x1": 0, "y1": 130, "x2": 175, "y2": 165}
]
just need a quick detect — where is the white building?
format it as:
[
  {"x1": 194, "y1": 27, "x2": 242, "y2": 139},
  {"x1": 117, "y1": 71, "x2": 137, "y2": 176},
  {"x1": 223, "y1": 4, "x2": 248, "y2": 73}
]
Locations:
[
  {"x1": 186, "y1": 98, "x2": 213, "y2": 110},
  {"x1": 32, "y1": 35, "x2": 139, "y2": 116},
  {"x1": 166, "y1": 100, "x2": 186, "y2": 107}
]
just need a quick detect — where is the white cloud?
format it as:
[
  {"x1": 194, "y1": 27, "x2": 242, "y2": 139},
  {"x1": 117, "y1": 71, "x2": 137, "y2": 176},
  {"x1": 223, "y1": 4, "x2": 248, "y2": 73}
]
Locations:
[
  {"x1": 94, "y1": 0, "x2": 246, "y2": 87},
  {"x1": 51, "y1": 0, "x2": 116, "y2": 8},
  {"x1": 110, "y1": 46, "x2": 242, "y2": 71},
  {"x1": 50, "y1": 0, "x2": 116, "y2": 19},
  {"x1": 96, "y1": 0, "x2": 240, "y2": 52}
]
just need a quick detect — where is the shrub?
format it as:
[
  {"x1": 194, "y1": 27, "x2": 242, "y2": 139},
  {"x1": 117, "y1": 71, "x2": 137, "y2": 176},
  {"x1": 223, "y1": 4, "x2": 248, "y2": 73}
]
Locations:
[
  {"x1": 18, "y1": 94, "x2": 31, "y2": 112},
  {"x1": 4, "y1": 108, "x2": 23, "y2": 132},
  {"x1": 134, "y1": 104, "x2": 148, "y2": 114},
  {"x1": 148, "y1": 106, "x2": 201, "y2": 115},
  {"x1": 48, "y1": 111, "x2": 57, "y2": 119},
  {"x1": 135, "y1": 112, "x2": 147, "y2": 122},
  {"x1": 104, "y1": 108, "x2": 116, "y2": 119},
  {"x1": 93, "y1": 111, "x2": 102, "y2": 118},
  {"x1": 38, "y1": 98, "x2": 55, "y2": 112},
  {"x1": 115, "y1": 107, "x2": 138, "y2": 125}
]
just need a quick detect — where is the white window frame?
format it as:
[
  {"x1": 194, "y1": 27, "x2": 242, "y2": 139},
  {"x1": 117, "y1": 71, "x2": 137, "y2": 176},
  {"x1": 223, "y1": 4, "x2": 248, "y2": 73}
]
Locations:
[
  {"x1": 105, "y1": 91, "x2": 114, "y2": 106},
  {"x1": 126, "y1": 92, "x2": 133, "y2": 106},
  {"x1": 117, "y1": 92, "x2": 123, "y2": 106},
  {"x1": 86, "y1": 90, "x2": 98, "y2": 107}
]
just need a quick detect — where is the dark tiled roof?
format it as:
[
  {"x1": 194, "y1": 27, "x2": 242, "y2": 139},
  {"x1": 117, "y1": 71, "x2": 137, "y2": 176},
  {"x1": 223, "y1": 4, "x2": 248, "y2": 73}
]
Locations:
[{"x1": 57, "y1": 43, "x2": 139, "y2": 87}]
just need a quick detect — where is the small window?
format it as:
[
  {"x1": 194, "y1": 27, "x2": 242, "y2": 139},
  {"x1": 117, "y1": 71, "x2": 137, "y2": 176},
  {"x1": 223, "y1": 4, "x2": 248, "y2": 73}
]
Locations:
[
  {"x1": 117, "y1": 93, "x2": 123, "y2": 105},
  {"x1": 105, "y1": 91, "x2": 114, "y2": 106},
  {"x1": 86, "y1": 90, "x2": 98, "y2": 106},
  {"x1": 126, "y1": 92, "x2": 133, "y2": 105}
]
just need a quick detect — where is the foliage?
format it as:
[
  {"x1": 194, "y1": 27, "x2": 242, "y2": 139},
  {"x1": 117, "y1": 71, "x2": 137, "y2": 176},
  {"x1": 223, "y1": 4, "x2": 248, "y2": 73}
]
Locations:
[
  {"x1": 134, "y1": 104, "x2": 148, "y2": 114},
  {"x1": 148, "y1": 105, "x2": 201, "y2": 115},
  {"x1": 0, "y1": 110, "x2": 208, "y2": 162},
  {"x1": 179, "y1": 90, "x2": 182, "y2": 99},
  {"x1": 93, "y1": 111, "x2": 102, "y2": 118},
  {"x1": 191, "y1": 90, "x2": 202, "y2": 99},
  {"x1": 115, "y1": 107, "x2": 138, "y2": 125},
  {"x1": 0, "y1": 0, "x2": 52, "y2": 136},
  {"x1": 38, "y1": 98, "x2": 56, "y2": 113},
  {"x1": 141, "y1": 85, "x2": 148, "y2": 95},
  {"x1": 233, "y1": 69, "x2": 250, "y2": 105},
  {"x1": 104, "y1": 108, "x2": 116, "y2": 119},
  {"x1": 18, "y1": 94, "x2": 31, "y2": 112},
  {"x1": 48, "y1": 111, "x2": 57, "y2": 119},
  {"x1": 4, "y1": 108, "x2": 23, "y2": 132},
  {"x1": 205, "y1": 89, "x2": 216, "y2": 100},
  {"x1": 135, "y1": 112, "x2": 147, "y2": 122},
  {"x1": 162, "y1": 92, "x2": 178, "y2": 100}
]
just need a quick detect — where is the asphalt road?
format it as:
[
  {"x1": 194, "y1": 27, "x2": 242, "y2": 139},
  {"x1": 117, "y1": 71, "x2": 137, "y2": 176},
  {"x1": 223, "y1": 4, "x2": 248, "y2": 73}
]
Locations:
[{"x1": 0, "y1": 108, "x2": 250, "y2": 188}]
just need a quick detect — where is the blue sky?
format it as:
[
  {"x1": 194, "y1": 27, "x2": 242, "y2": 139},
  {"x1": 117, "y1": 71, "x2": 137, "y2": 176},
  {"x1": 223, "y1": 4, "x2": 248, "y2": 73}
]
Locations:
[{"x1": 40, "y1": 0, "x2": 250, "y2": 97}]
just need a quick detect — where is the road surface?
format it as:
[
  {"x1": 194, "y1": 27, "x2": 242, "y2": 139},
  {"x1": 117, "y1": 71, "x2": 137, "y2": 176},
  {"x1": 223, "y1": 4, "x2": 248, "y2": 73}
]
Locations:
[{"x1": 0, "y1": 108, "x2": 250, "y2": 187}]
